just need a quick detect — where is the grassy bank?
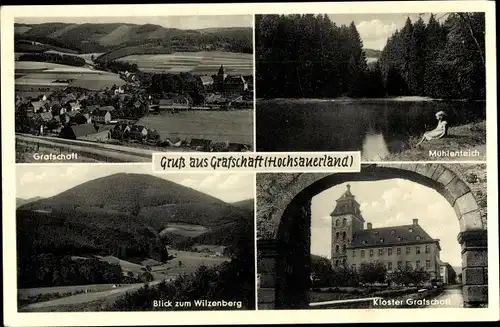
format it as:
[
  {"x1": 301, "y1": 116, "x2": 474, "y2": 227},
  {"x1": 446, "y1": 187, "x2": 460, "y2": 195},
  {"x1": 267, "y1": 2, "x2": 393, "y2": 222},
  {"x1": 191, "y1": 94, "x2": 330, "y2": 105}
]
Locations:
[{"x1": 386, "y1": 121, "x2": 486, "y2": 161}]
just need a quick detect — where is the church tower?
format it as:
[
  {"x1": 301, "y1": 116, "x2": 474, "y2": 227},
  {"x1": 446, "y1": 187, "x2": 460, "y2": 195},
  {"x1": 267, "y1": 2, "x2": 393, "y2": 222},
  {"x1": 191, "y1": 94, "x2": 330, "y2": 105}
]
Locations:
[
  {"x1": 330, "y1": 184, "x2": 365, "y2": 267},
  {"x1": 217, "y1": 65, "x2": 227, "y2": 93}
]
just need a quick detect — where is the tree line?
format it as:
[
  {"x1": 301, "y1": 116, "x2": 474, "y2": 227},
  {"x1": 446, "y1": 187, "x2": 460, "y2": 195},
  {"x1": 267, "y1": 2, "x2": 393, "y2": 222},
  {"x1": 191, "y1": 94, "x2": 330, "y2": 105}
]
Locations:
[
  {"x1": 256, "y1": 13, "x2": 485, "y2": 100},
  {"x1": 18, "y1": 52, "x2": 86, "y2": 67},
  {"x1": 18, "y1": 253, "x2": 123, "y2": 288},
  {"x1": 379, "y1": 13, "x2": 485, "y2": 99},
  {"x1": 311, "y1": 255, "x2": 434, "y2": 288}
]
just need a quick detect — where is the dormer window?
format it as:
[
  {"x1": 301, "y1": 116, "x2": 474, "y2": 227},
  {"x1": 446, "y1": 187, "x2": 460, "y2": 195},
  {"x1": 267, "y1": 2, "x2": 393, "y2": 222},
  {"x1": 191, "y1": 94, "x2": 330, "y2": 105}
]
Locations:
[
  {"x1": 362, "y1": 240, "x2": 367, "y2": 245},
  {"x1": 416, "y1": 236, "x2": 421, "y2": 241},
  {"x1": 409, "y1": 228, "x2": 414, "y2": 233},
  {"x1": 373, "y1": 231, "x2": 379, "y2": 236},
  {"x1": 390, "y1": 229, "x2": 396, "y2": 235},
  {"x1": 397, "y1": 236, "x2": 402, "y2": 241},
  {"x1": 379, "y1": 238, "x2": 384, "y2": 243}
]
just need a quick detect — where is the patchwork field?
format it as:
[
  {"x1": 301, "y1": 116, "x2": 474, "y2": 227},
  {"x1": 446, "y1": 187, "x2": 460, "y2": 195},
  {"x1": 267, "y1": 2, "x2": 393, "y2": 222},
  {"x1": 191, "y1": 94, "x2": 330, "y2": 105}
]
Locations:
[
  {"x1": 15, "y1": 62, "x2": 126, "y2": 90},
  {"x1": 118, "y1": 51, "x2": 253, "y2": 75},
  {"x1": 137, "y1": 110, "x2": 253, "y2": 145},
  {"x1": 151, "y1": 250, "x2": 230, "y2": 276},
  {"x1": 160, "y1": 223, "x2": 211, "y2": 238}
]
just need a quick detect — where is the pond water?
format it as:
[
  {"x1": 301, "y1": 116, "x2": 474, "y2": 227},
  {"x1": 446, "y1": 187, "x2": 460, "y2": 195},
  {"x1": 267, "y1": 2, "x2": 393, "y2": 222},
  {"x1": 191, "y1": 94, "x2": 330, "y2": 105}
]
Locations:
[{"x1": 256, "y1": 99, "x2": 486, "y2": 160}]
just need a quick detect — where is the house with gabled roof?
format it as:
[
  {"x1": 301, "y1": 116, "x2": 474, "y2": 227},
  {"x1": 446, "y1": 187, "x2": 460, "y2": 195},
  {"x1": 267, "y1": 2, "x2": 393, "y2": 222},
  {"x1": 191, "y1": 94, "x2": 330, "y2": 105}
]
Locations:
[
  {"x1": 62, "y1": 93, "x2": 77, "y2": 104},
  {"x1": 93, "y1": 109, "x2": 112, "y2": 124},
  {"x1": 37, "y1": 112, "x2": 53, "y2": 122},
  {"x1": 31, "y1": 100, "x2": 48, "y2": 113},
  {"x1": 59, "y1": 123, "x2": 98, "y2": 140}
]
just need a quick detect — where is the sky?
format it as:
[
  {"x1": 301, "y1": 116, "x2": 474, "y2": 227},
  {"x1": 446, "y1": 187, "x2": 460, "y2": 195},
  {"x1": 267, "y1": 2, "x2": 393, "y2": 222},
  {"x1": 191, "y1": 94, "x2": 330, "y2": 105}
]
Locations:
[
  {"x1": 329, "y1": 13, "x2": 445, "y2": 50},
  {"x1": 310, "y1": 179, "x2": 461, "y2": 269},
  {"x1": 15, "y1": 15, "x2": 253, "y2": 30},
  {"x1": 16, "y1": 165, "x2": 254, "y2": 203}
]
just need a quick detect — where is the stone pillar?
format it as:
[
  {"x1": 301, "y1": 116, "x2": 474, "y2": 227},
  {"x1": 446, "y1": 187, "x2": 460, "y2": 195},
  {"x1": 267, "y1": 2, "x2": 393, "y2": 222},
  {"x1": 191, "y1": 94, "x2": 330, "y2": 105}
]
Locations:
[
  {"x1": 275, "y1": 198, "x2": 311, "y2": 309},
  {"x1": 257, "y1": 239, "x2": 278, "y2": 309},
  {"x1": 458, "y1": 229, "x2": 488, "y2": 307}
]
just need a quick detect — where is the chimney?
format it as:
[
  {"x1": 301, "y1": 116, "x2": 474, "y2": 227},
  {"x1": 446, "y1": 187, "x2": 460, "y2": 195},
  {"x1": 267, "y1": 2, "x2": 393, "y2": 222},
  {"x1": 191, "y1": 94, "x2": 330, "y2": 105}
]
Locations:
[
  {"x1": 413, "y1": 219, "x2": 418, "y2": 226},
  {"x1": 367, "y1": 222, "x2": 372, "y2": 230}
]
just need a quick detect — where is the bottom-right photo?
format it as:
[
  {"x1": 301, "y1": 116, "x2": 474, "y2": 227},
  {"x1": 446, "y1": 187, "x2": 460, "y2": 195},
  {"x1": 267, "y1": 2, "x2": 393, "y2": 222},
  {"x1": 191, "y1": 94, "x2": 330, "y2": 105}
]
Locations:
[{"x1": 256, "y1": 163, "x2": 488, "y2": 310}]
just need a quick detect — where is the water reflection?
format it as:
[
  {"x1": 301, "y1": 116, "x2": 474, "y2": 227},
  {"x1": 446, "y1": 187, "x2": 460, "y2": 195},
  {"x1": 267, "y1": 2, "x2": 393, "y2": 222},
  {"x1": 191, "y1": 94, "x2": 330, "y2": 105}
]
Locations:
[
  {"x1": 256, "y1": 99, "x2": 486, "y2": 159},
  {"x1": 361, "y1": 131, "x2": 390, "y2": 161}
]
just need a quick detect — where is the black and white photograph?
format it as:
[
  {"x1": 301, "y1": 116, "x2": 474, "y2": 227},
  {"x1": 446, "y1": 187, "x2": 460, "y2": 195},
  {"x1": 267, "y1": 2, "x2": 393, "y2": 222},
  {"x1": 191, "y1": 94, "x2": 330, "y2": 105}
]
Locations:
[
  {"x1": 255, "y1": 13, "x2": 486, "y2": 161},
  {"x1": 257, "y1": 164, "x2": 488, "y2": 309},
  {"x1": 14, "y1": 15, "x2": 254, "y2": 163},
  {"x1": 16, "y1": 165, "x2": 255, "y2": 311}
]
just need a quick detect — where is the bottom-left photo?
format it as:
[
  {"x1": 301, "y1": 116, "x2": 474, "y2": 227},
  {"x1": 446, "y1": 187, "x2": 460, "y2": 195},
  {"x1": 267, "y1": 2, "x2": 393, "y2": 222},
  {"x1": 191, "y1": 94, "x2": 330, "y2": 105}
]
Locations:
[{"x1": 15, "y1": 164, "x2": 256, "y2": 312}]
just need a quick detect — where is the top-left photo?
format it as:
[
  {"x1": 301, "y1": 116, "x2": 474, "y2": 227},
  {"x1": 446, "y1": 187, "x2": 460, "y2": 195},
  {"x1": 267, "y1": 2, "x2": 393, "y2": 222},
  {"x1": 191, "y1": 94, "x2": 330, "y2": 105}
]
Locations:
[{"x1": 14, "y1": 15, "x2": 254, "y2": 163}]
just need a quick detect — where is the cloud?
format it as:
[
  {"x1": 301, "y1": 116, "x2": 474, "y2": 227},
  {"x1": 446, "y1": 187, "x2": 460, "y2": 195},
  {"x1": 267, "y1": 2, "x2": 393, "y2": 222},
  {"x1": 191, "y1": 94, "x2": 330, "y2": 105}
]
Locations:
[
  {"x1": 19, "y1": 171, "x2": 46, "y2": 186},
  {"x1": 218, "y1": 174, "x2": 243, "y2": 190},
  {"x1": 357, "y1": 19, "x2": 398, "y2": 41},
  {"x1": 356, "y1": 19, "x2": 398, "y2": 50}
]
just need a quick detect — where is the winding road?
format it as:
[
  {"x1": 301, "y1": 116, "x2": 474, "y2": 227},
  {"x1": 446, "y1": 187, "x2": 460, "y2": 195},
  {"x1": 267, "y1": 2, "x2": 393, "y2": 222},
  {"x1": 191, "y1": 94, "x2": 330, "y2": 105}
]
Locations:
[{"x1": 21, "y1": 280, "x2": 163, "y2": 310}]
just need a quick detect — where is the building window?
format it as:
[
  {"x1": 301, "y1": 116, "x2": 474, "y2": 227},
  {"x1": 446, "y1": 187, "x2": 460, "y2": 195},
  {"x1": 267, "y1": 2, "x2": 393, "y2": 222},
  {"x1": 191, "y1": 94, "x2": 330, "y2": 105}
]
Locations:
[
  {"x1": 406, "y1": 261, "x2": 411, "y2": 268},
  {"x1": 388, "y1": 262, "x2": 392, "y2": 271},
  {"x1": 352, "y1": 250, "x2": 356, "y2": 257},
  {"x1": 416, "y1": 246, "x2": 420, "y2": 254},
  {"x1": 342, "y1": 244, "x2": 347, "y2": 253},
  {"x1": 406, "y1": 247, "x2": 411, "y2": 255},
  {"x1": 416, "y1": 236, "x2": 421, "y2": 241},
  {"x1": 342, "y1": 258, "x2": 346, "y2": 266},
  {"x1": 380, "y1": 238, "x2": 384, "y2": 243},
  {"x1": 409, "y1": 228, "x2": 413, "y2": 233},
  {"x1": 416, "y1": 260, "x2": 420, "y2": 269},
  {"x1": 335, "y1": 245, "x2": 339, "y2": 253},
  {"x1": 369, "y1": 249, "x2": 374, "y2": 257},
  {"x1": 342, "y1": 218, "x2": 347, "y2": 226},
  {"x1": 361, "y1": 250, "x2": 365, "y2": 258},
  {"x1": 342, "y1": 231, "x2": 347, "y2": 241},
  {"x1": 425, "y1": 245, "x2": 430, "y2": 253},
  {"x1": 397, "y1": 248, "x2": 401, "y2": 255},
  {"x1": 426, "y1": 260, "x2": 431, "y2": 270},
  {"x1": 378, "y1": 248, "x2": 383, "y2": 256},
  {"x1": 335, "y1": 260, "x2": 339, "y2": 267},
  {"x1": 388, "y1": 248, "x2": 393, "y2": 256},
  {"x1": 336, "y1": 219, "x2": 340, "y2": 226},
  {"x1": 397, "y1": 261, "x2": 402, "y2": 269},
  {"x1": 397, "y1": 236, "x2": 402, "y2": 241},
  {"x1": 390, "y1": 229, "x2": 396, "y2": 235},
  {"x1": 336, "y1": 232, "x2": 340, "y2": 240}
]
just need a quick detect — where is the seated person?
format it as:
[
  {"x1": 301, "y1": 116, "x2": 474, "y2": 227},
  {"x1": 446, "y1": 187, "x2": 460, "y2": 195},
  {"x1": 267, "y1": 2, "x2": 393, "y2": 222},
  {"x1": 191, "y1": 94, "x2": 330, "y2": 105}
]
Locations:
[{"x1": 415, "y1": 111, "x2": 448, "y2": 147}]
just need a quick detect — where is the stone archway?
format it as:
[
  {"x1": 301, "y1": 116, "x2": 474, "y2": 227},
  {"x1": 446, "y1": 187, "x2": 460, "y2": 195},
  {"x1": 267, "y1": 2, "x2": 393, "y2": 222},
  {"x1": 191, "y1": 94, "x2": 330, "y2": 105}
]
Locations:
[{"x1": 257, "y1": 163, "x2": 487, "y2": 309}]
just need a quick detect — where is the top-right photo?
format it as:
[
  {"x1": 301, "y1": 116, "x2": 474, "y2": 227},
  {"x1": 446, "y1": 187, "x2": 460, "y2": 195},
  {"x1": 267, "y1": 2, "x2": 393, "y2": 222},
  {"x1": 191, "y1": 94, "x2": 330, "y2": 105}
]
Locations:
[{"x1": 255, "y1": 13, "x2": 486, "y2": 161}]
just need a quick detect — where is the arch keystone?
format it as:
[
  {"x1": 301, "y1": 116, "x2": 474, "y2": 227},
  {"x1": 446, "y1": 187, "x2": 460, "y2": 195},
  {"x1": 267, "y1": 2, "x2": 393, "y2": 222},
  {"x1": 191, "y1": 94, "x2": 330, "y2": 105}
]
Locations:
[{"x1": 415, "y1": 163, "x2": 439, "y2": 179}]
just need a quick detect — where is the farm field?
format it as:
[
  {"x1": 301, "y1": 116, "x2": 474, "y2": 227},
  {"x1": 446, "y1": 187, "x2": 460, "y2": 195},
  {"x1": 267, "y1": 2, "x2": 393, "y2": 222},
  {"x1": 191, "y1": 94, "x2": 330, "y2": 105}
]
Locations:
[
  {"x1": 18, "y1": 283, "x2": 126, "y2": 300},
  {"x1": 15, "y1": 61, "x2": 79, "y2": 70},
  {"x1": 15, "y1": 62, "x2": 126, "y2": 90},
  {"x1": 160, "y1": 223, "x2": 211, "y2": 238},
  {"x1": 151, "y1": 250, "x2": 230, "y2": 276},
  {"x1": 118, "y1": 51, "x2": 253, "y2": 75},
  {"x1": 137, "y1": 110, "x2": 253, "y2": 145}
]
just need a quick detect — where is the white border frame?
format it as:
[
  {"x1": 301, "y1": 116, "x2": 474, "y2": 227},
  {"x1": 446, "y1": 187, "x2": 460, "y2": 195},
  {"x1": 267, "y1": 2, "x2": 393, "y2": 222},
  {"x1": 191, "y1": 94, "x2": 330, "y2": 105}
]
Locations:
[{"x1": 2, "y1": 1, "x2": 498, "y2": 325}]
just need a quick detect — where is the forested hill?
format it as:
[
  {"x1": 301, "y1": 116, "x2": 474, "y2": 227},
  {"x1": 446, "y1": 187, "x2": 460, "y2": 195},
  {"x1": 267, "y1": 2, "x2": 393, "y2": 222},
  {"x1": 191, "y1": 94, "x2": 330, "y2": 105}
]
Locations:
[
  {"x1": 14, "y1": 23, "x2": 253, "y2": 55},
  {"x1": 256, "y1": 13, "x2": 485, "y2": 100}
]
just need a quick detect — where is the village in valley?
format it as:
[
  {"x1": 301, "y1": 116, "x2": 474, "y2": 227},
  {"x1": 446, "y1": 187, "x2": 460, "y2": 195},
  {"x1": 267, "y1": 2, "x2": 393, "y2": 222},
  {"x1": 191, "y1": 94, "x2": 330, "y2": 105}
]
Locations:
[{"x1": 14, "y1": 20, "x2": 254, "y2": 160}]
